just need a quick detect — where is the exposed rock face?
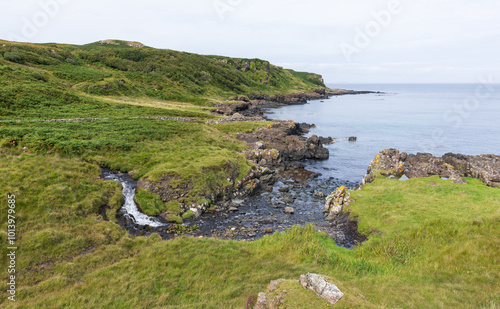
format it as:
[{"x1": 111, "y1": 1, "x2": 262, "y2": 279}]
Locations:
[
  {"x1": 362, "y1": 149, "x2": 500, "y2": 188},
  {"x1": 236, "y1": 121, "x2": 330, "y2": 164},
  {"x1": 251, "y1": 275, "x2": 343, "y2": 308},
  {"x1": 299, "y1": 273, "x2": 344, "y2": 305},
  {"x1": 324, "y1": 186, "x2": 351, "y2": 221}
]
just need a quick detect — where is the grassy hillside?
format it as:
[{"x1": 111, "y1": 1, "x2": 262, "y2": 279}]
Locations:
[
  {"x1": 0, "y1": 39, "x2": 325, "y2": 118},
  {"x1": 0, "y1": 39, "x2": 327, "y2": 214},
  {"x1": 0, "y1": 159, "x2": 498, "y2": 308},
  {"x1": 0, "y1": 39, "x2": 498, "y2": 308}
]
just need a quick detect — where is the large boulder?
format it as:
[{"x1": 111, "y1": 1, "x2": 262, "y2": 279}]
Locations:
[
  {"x1": 250, "y1": 275, "x2": 343, "y2": 308},
  {"x1": 299, "y1": 273, "x2": 344, "y2": 305}
]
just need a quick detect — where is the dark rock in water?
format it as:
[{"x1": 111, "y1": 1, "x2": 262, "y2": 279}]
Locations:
[
  {"x1": 314, "y1": 191, "x2": 326, "y2": 199},
  {"x1": 348, "y1": 136, "x2": 357, "y2": 142},
  {"x1": 278, "y1": 186, "x2": 290, "y2": 193},
  {"x1": 282, "y1": 195, "x2": 295, "y2": 204}
]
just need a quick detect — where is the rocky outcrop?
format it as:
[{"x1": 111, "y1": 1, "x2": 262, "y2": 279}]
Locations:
[
  {"x1": 299, "y1": 273, "x2": 344, "y2": 305},
  {"x1": 324, "y1": 186, "x2": 351, "y2": 221},
  {"x1": 236, "y1": 121, "x2": 330, "y2": 165},
  {"x1": 211, "y1": 88, "x2": 379, "y2": 119},
  {"x1": 361, "y1": 149, "x2": 500, "y2": 188},
  {"x1": 250, "y1": 275, "x2": 343, "y2": 308}
]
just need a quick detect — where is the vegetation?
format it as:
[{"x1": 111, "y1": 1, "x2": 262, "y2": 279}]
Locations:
[
  {"x1": 0, "y1": 39, "x2": 325, "y2": 118},
  {"x1": 0, "y1": 39, "x2": 497, "y2": 308}
]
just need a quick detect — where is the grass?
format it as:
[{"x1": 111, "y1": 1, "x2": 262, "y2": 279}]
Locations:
[
  {"x1": 0, "y1": 158, "x2": 498, "y2": 308},
  {"x1": 0, "y1": 38, "x2": 498, "y2": 308}
]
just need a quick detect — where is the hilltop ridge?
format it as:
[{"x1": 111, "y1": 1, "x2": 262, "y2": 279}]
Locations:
[{"x1": 0, "y1": 38, "x2": 325, "y2": 118}]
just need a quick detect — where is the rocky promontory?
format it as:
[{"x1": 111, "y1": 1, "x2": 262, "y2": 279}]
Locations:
[
  {"x1": 361, "y1": 149, "x2": 500, "y2": 188},
  {"x1": 212, "y1": 88, "x2": 379, "y2": 118}
]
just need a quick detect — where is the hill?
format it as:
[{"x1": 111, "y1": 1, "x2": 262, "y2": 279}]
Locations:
[{"x1": 0, "y1": 39, "x2": 324, "y2": 119}]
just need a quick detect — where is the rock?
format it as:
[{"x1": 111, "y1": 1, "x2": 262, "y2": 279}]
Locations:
[
  {"x1": 254, "y1": 292, "x2": 268, "y2": 309},
  {"x1": 324, "y1": 186, "x2": 350, "y2": 220},
  {"x1": 314, "y1": 191, "x2": 326, "y2": 199},
  {"x1": 265, "y1": 228, "x2": 274, "y2": 234},
  {"x1": 278, "y1": 186, "x2": 290, "y2": 193},
  {"x1": 228, "y1": 207, "x2": 238, "y2": 212},
  {"x1": 284, "y1": 207, "x2": 294, "y2": 214},
  {"x1": 348, "y1": 136, "x2": 357, "y2": 142},
  {"x1": 299, "y1": 273, "x2": 343, "y2": 305},
  {"x1": 361, "y1": 149, "x2": 498, "y2": 188},
  {"x1": 282, "y1": 196, "x2": 295, "y2": 204},
  {"x1": 268, "y1": 279, "x2": 286, "y2": 292},
  {"x1": 236, "y1": 121, "x2": 330, "y2": 163}
]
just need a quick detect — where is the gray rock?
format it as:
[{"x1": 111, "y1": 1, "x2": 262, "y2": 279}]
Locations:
[
  {"x1": 314, "y1": 191, "x2": 326, "y2": 199},
  {"x1": 254, "y1": 292, "x2": 268, "y2": 309},
  {"x1": 268, "y1": 279, "x2": 286, "y2": 292},
  {"x1": 299, "y1": 273, "x2": 343, "y2": 305}
]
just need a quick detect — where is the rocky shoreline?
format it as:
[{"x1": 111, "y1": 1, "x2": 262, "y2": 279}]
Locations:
[
  {"x1": 322, "y1": 148, "x2": 500, "y2": 220},
  {"x1": 123, "y1": 88, "x2": 374, "y2": 246},
  {"x1": 211, "y1": 88, "x2": 379, "y2": 119}
]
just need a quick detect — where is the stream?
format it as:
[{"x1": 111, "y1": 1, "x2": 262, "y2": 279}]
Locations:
[{"x1": 101, "y1": 167, "x2": 363, "y2": 249}]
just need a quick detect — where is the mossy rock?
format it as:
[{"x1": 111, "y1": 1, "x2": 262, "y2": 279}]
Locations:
[
  {"x1": 166, "y1": 214, "x2": 183, "y2": 224},
  {"x1": 181, "y1": 210, "x2": 194, "y2": 220}
]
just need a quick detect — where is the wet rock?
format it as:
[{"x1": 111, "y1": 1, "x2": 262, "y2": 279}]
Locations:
[
  {"x1": 299, "y1": 273, "x2": 343, "y2": 305},
  {"x1": 265, "y1": 228, "x2": 274, "y2": 234},
  {"x1": 348, "y1": 136, "x2": 357, "y2": 142},
  {"x1": 314, "y1": 191, "x2": 326, "y2": 199},
  {"x1": 278, "y1": 186, "x2": 290, "y2": 193},
  {"x1": 282, "y1": 196, "x2": 295, "y2": 204},
  {"x1": 284, "y1": 207, "x2": 294, "y2": 214}
]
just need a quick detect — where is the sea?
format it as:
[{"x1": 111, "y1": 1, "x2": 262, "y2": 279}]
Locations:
[{"x1": 265, "y1": 83, "x2": 500, "y2": 184}]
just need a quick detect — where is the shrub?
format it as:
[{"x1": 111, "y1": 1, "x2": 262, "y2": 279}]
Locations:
[
  {"x1": 31, "y1": 72, "x2": 47, "y2": 82},
  {"x1": 4, "y1": 52, "x2": 24, "y2": 63}
]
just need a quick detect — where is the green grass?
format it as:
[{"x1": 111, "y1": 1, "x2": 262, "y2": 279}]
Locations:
[
  {"x1": 0, "y1": 39, "x2": 325, "y2": 112},
  {"x1": 0, "y1": 156, "x2": 498, "y2": 308},
  {"x1": 0, "y1": 38, "x2": 498, "y2": 308}
]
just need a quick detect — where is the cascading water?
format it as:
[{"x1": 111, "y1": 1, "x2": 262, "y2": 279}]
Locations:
[{"x1": 101, "y1": 168, "x2": 165, "y2": 227}]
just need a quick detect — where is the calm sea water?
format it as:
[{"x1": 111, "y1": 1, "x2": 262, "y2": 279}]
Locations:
[{"x1": 265, "y1": 84, "x2": 500, "y2": 183}]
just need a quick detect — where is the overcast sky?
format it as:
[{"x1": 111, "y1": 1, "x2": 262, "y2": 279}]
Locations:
[{"x1": 2, "y1": 0, "x2": 499, "y2": 83}]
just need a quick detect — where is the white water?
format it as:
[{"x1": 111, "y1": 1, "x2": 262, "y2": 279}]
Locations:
[{"x1": 102, "y1": 170, "x2": 165, "y2": 227}]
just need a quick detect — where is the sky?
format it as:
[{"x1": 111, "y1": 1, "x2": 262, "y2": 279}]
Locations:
[{"x1": 2, "y1": 0, "x2": 499, "y2": 84}]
